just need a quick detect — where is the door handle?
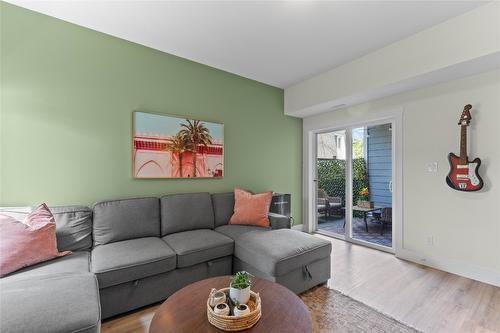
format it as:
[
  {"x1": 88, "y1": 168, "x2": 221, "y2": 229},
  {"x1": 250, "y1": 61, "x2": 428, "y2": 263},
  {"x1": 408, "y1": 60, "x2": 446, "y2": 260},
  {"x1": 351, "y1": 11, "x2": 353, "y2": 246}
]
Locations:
[{"x1": 389, "y1": 181, "x2": 393, "y2": 193}]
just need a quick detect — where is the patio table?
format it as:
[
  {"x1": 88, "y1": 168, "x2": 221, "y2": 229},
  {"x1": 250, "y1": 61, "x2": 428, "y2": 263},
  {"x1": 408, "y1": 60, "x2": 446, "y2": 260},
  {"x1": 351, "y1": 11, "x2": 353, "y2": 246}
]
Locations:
[{"x1": 350, "y1": 206, "x2": 383, "y2": 232}]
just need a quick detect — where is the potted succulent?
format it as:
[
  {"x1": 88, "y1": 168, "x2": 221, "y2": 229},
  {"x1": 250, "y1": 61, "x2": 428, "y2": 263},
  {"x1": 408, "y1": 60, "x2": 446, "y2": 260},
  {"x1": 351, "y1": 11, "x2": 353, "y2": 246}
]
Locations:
[{"x1": 229, "y1": 271, "x2": 252, "y2": 305}]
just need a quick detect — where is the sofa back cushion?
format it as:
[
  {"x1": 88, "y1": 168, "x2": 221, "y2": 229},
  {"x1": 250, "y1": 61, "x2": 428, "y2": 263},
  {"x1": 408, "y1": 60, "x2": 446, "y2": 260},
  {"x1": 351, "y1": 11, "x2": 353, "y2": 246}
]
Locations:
[
  {"x1": 48, "y1": 206, "x2": 93, "y2": 251},
  {"x1": 211, "y1": 192, "x2": 235, "y2": 227},
  {"x1": 160, "y1": 192, "x2": 214, "y2": 235},
  {"x1": 0, "y1": 205, "x2": 93, "y2": 252},
  {"x1": 93, "y1": 197, "x2": 160, "y2": 245}
]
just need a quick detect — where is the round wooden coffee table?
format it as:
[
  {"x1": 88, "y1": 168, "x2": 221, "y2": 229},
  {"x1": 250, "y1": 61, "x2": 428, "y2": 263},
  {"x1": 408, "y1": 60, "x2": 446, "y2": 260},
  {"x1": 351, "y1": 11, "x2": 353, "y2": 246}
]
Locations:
[{"x1": 149, "y1": 275, "x2": 312, "y2": 333}]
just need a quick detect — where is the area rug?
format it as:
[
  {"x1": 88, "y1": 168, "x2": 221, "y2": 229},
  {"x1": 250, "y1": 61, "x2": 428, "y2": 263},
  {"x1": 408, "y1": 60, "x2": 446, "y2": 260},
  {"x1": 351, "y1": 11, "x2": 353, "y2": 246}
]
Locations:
[{"x1": 300, "y1": 286, "x2": 420, "y2": 333}]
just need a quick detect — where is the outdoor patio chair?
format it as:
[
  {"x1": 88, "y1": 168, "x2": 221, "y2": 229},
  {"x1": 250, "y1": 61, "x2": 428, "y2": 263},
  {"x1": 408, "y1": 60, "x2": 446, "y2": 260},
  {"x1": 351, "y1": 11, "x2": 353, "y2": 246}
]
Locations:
[
  {"x1": 327, "y1": 196, "x2": 343, "y2": 216},
  {"x1": 317, "y1": 197, "x2": 329, "y2": 219},
  {"x1": 317, "y1": 189, "x2": 343, "y2": 218},
  {"x1": 380, "y1": 207, "x2": 392, "y2": 235},
  {"x1": 317, "y1": 189, "x2": 330, "y2": 219}
]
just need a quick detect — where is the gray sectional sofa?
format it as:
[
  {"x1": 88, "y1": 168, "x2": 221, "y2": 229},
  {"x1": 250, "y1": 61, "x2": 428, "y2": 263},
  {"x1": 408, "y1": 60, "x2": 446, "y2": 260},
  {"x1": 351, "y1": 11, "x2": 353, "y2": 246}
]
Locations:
[{"x1": 0, "y1": 192, "x2": 331, "y2": 333}]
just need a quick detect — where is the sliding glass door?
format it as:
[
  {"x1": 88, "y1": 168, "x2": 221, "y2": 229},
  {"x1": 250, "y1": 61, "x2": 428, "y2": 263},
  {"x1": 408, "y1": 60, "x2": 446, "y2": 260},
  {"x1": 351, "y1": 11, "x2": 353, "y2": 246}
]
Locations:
[
  {"x1": 316, "y1": 130, "x2": 346, "y2": 237},
  {"x1": 315, "y1": 121, "x2": 395, "y2": 252},
  {"x1": 350, "y1": 124, "x2": 393, "y2": 248}
]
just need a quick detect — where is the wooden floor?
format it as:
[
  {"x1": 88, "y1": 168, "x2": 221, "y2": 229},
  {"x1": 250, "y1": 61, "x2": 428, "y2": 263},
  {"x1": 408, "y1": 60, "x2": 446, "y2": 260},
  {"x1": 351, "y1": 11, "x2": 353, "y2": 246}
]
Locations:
[
  {"x1": 322, "y1": 236, "x2": 500, "y2": 333},
  {"x1": 102, "y1": 236, "x2": 500, "y2": 333}
]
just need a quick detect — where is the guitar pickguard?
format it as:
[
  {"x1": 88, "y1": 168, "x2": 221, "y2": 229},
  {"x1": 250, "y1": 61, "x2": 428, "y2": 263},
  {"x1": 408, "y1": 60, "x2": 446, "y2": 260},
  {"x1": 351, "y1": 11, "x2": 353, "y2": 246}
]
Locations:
[{"x1": 467, "y1": 162, "x2": 480, "y2": 186}]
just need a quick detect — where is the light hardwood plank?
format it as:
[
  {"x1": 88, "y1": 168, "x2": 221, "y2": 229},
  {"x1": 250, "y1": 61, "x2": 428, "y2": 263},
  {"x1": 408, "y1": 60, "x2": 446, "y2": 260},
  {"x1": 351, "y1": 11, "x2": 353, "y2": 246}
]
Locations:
[{"x1": 101, "y1": 304, "x2": 158, "y2": 333}]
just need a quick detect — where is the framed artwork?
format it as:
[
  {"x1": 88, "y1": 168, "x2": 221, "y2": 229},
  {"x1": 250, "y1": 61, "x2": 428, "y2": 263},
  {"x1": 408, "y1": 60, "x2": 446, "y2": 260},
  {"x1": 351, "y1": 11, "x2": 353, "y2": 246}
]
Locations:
[{"x1": 133, "y1": 111, "x2": 224, "y2": 179}]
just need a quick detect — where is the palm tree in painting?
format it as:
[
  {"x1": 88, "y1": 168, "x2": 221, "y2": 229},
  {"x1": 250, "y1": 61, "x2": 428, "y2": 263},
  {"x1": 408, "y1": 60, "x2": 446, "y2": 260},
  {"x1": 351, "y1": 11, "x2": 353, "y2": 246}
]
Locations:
[
  {"x1": 165, "y1": 134, "x2": 188, "y2": 177},
  {"x1": 179, "y1": 119, "x2": 213, "y2": 177}
]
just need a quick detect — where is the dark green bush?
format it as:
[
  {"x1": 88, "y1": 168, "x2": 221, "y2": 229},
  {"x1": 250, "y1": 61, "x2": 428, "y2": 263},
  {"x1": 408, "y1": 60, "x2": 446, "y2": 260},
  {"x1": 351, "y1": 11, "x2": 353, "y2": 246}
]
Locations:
[{"x1": 317, "y1": 158, "x2": 368, "y2": 205}]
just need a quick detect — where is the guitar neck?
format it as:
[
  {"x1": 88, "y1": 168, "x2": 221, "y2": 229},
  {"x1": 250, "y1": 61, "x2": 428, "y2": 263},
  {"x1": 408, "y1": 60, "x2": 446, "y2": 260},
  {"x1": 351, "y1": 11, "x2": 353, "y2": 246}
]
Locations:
[{"x1": 459, "y1": 125, "x2": 467, "y2": 165}]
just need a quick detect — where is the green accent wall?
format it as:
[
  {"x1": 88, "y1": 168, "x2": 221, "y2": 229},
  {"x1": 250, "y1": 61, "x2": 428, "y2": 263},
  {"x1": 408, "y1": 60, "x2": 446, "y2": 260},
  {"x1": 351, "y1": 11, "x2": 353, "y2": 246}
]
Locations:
[{"x1": 0, "y1": 3, "x2": 302, "y2": 223}]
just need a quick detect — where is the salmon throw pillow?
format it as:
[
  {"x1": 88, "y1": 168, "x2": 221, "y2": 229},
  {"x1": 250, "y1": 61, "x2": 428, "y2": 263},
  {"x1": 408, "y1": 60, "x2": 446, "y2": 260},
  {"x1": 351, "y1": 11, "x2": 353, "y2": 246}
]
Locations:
[
  {"x1": 229, "y1": 188, "x2": 273, "y2": 227},
  {"x1": 0, "y1": 204, "x2": 71, "y2": 277}
]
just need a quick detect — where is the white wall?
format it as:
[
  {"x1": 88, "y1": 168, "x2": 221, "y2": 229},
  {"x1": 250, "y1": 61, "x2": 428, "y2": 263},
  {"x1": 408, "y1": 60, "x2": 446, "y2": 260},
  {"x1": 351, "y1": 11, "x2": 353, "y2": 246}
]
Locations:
[
  {"x1": 303, "y1": 69, "x2": 500, "y2": 286},
  {"x1": 285, "y1": 2, "x2": 500, "y2": 117}
]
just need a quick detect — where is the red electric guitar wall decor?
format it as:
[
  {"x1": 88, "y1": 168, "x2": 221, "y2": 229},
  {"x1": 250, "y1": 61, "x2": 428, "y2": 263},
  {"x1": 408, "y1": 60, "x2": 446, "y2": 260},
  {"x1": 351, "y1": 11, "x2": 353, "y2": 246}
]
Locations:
[{"x1": 446, "y1": 104, "x2": 484, "y2": 192}]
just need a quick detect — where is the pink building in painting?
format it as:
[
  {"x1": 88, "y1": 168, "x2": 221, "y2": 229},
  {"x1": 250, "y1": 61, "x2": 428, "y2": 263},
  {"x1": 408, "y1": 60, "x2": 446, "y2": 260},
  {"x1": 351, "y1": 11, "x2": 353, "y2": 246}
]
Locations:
[{"x1": 133, "y1": 134, "x2": 223, "y2": 178}]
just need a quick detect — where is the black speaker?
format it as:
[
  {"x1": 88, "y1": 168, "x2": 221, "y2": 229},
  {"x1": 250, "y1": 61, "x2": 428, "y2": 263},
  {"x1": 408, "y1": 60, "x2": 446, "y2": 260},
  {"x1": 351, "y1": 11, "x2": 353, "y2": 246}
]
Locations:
[{"x1": 270, "y1": 193, "x2": 291, "y2": 218}]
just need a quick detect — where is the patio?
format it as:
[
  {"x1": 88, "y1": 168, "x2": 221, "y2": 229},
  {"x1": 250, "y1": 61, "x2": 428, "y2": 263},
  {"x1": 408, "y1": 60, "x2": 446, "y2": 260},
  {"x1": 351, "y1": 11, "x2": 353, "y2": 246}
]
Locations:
[{"x1": 317, "y1": 215, "x2": 392, "y2": 248}]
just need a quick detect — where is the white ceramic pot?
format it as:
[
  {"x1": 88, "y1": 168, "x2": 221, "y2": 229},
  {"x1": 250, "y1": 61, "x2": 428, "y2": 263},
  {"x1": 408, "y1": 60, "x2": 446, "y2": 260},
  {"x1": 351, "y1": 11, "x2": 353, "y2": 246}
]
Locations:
[
  {"x1": 213, "y1": 303, "x2": 230, "y2": 316},
  {"x1": 229, "y1": 286, "x2": 250, "y2": 305},
  {"x1": 233, "y1": 304, "x2": 250, "y2": 317}
]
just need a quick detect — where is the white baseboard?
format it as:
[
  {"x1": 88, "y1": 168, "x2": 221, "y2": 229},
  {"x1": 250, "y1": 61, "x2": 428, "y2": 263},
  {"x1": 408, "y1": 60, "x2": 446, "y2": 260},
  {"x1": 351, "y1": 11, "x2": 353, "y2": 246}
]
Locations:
[
  {"x1": 396, "y1": 248, "x2": 500, "y2": 287},
  {"x1": 291, "y1": 223, "x2": 305, "y2": 232}
]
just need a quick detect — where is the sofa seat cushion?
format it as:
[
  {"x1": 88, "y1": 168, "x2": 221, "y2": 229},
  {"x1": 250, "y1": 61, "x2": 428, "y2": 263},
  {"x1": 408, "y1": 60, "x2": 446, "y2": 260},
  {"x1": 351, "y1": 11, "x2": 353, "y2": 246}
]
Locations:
[
  {"x1": 215, "y1": 225, "x2": 268, "y2": 241},
  {"x1": 3, "y1": 251, "x2": 90, "y2": 280},
  {"x1": 235, "y1": 229, "x2": 331, "y2": 277},
  {"x1": 91, "y1": 237, "x2": 176, "y2": 288},
  {"x1": 0, "y1": 273, "x2": 100, "y2": 333},
  {"x1": 162, "y1": 229, "x2": 234, "y2": 268}
]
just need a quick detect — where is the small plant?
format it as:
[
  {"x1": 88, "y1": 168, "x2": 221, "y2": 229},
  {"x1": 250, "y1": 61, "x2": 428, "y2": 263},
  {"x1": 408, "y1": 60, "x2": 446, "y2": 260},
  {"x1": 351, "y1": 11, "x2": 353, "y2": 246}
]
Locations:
[{"x1": 230, "y1": 271, "x2": 252, "y2": 290}]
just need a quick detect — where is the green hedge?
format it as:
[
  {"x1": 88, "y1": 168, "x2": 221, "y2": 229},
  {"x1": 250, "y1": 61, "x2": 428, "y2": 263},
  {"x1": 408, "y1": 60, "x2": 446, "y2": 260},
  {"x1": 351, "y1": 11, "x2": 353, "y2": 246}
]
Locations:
[{"x1": 317, "y1": 158, "x2": 368, "y2": 205}]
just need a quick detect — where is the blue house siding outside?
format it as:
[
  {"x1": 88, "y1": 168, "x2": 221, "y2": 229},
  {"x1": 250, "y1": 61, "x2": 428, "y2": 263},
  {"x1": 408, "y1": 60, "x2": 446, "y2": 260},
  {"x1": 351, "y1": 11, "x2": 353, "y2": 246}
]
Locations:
[{"x1": 367, "y1": 124, "x2": 392, "y2": 207}]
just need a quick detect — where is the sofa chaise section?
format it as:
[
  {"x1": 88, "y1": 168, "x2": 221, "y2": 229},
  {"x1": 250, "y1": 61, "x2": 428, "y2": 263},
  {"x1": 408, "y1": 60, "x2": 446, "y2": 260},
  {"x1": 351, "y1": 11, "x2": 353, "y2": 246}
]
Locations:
[
  {"x1": 0, "y1": 206, "x2": 99, "y2": 333},
  {"x1": 234, "y1": 229, "x2": 332, "y2": 294},
  {"x1": 0, "y1": 273, "x2": 100, "y2": 333},
  {"x1": 211, "y1": 192, "x2": 332, "y2": 293}
]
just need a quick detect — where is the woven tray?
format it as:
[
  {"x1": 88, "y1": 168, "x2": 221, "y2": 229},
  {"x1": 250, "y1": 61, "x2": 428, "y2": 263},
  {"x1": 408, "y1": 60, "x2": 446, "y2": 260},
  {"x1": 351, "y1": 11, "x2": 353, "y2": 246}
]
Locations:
[{"x1": 207, "y1": 287, "x2": 261, "y2": 331}]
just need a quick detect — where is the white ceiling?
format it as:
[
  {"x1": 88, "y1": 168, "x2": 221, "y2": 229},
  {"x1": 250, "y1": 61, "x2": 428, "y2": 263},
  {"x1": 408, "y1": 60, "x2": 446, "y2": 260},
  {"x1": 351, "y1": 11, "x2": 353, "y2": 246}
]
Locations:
[{"x1": 7, "y1": 1, "x2": 487, "y2": 88}]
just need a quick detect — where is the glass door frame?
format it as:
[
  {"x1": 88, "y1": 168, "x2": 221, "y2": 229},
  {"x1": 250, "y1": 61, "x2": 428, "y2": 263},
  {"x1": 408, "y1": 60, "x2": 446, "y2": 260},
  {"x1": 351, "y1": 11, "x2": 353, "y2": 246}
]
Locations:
[
  {"x1": 309, "y1": 112, "x2": 402, "y2": 254},
  {"x1": 314, "y1": 129, "x2": 350, "y2": 242}
]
